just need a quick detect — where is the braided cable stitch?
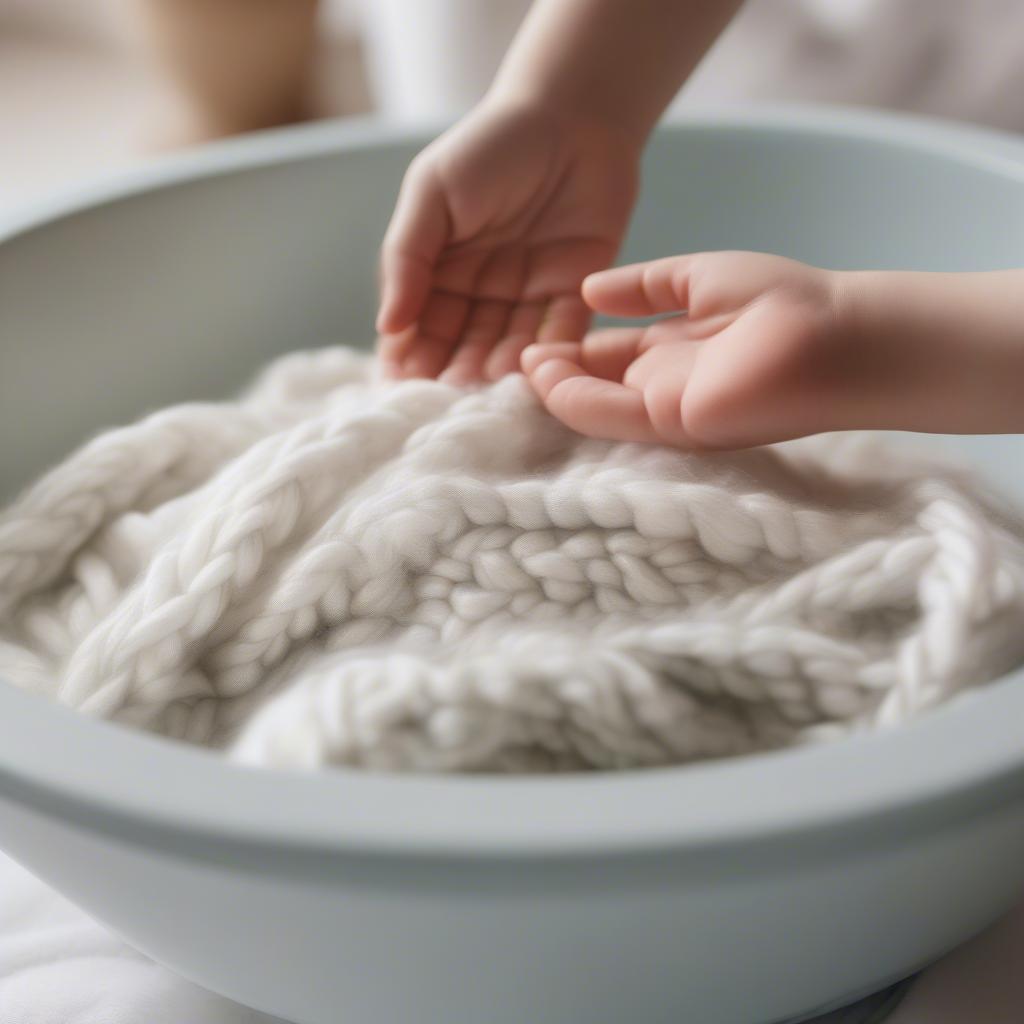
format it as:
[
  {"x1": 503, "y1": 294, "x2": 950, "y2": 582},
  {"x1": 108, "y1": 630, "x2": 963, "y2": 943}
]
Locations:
[{"x1": 1, "y1": 347, "x2": 1023, "y2": 773}]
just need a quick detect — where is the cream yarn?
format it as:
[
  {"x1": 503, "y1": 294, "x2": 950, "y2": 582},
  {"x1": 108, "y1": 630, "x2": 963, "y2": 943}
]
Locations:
[{"x1": 1, "y1": 347, "x2": 1023, "y2": 773}]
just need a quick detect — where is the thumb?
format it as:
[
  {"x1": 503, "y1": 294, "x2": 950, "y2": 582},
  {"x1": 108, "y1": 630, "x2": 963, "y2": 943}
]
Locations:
[{"x1": 376, "y1": 166, "x2": 450, "y2": 335}]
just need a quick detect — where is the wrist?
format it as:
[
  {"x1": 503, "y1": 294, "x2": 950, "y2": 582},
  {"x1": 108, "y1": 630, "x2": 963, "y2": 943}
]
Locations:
[
  {"x1": 827, "y1": 269, "x2": 873, "y2": 348},
  {"x1": 482, "y1": 79, "x2": 654, "y2": 152},
  {"x1": 827, "y1": 268, "x2": 1024, "y2": 434}
]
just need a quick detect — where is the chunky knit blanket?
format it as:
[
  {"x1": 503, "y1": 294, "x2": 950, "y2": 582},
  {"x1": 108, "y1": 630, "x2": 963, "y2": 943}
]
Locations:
[{"x1": 1, "y1": 347, "x2": 1023, "y2": 773}]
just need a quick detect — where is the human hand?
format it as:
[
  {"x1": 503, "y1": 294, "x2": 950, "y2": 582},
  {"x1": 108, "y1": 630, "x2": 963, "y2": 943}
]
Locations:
[
  {"x1": 376, "y1": 99, "x2": 639, "y2": 384},
  {"x1": 521, "y1": 251, "x2": 852, "y2": 449}
]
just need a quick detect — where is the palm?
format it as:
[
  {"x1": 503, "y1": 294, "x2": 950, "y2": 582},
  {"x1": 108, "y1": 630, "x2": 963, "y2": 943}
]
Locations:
[
  {"x1": 378, "y1": 106, "x2": 637, "y2": 383},
  {"x1": 625, "y1": 298, "x2": 822, "y2": 446}
]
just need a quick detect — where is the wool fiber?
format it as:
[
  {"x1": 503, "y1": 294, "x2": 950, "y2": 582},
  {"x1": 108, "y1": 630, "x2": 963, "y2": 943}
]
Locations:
[{"x1": 2, "y1": 348, "x2": 1023, "y2": 773}]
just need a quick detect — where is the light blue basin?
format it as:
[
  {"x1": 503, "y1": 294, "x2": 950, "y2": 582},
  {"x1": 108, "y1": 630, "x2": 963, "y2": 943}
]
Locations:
[{"x1": 1, "y1": 106, "x2": 1023, "y2": 1024}]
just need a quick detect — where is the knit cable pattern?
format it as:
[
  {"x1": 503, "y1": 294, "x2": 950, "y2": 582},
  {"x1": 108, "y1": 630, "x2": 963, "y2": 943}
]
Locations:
[{"x1": 2, "y1": 347, "x2": 1023, "y2": 772}]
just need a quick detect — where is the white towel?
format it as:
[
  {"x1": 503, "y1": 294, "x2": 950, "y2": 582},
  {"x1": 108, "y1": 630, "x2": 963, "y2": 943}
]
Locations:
[{"x1": 0, "y1": 853, "x2": 277, "y2": 1024}]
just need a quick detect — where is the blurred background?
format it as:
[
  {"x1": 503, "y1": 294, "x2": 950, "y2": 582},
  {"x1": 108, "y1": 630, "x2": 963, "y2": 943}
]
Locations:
[{"x1": 3, "y1": 0, "x2": 1024, "y2": 215}]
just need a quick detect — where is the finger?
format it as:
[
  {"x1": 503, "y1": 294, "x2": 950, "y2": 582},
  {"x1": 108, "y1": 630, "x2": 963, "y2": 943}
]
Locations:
[
  {"x1": 527, "y1": 358, "x2": 656, "y2": 444},
  {"x1": 537, "y1": 293, "x2": 592, "y2": 344},
  {"x1": 399, "y1": 290, "x2": 471, "y2": 378},
  {"x1": 582, "y1": 255, "x2": 693, "y2": 317},
  {"x1": 522, "y1": 331, "x2": 646, "y2": 382},
  {"x1": 377, "y1": 167, "x2": 450, "y2": 335},
  {"x1": 440, "y1": 298, "x2": 513, "y2": 384},
  {"x1": 443, "y1": 247, "x2": 523, "y2": 383},
  {"x1": 520, "y1": 341, "x2": 582, "y2": 376},
  {"x1": 485, "y1": 300, "x2": 547, "y2": 380},
  {"x1": 377, "y1": 325, "x2": 417, "y2": 378},
  {"x1": 569, "y1": 315, "x2": 696, "y2": 373},
  {"x1": 572, "y1": 317, "x2": 698, "y2": 385},
  {"x1": 579, "y1": 328, "x2": 646, "y2": 381}
]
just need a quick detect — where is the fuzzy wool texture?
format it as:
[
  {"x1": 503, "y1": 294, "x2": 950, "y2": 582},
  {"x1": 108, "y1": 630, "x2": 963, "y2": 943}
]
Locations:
[{"x1": 1, "y1": 347, "x2": 1024, "y2": 773}]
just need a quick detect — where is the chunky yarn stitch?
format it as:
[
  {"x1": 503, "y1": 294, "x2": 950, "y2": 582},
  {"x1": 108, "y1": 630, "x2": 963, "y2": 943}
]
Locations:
[{"x1": 1, "y1": 347, "x2": 1023, "y2": 773}]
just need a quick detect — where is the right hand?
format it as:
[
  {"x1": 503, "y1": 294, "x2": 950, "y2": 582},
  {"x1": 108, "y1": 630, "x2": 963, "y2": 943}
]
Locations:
[
  {"x1": 376, "y1": 99, "x2": 640, "y2": 384},
  {"x1": 523, "y1": 251, "x2": 848, "y2": 449}
]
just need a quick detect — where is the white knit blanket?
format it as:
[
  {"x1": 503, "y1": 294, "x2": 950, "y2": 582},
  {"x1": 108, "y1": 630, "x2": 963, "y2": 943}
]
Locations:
[{"x1": 2, "y1": 347, "x2": 1023, "y2": 773}]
